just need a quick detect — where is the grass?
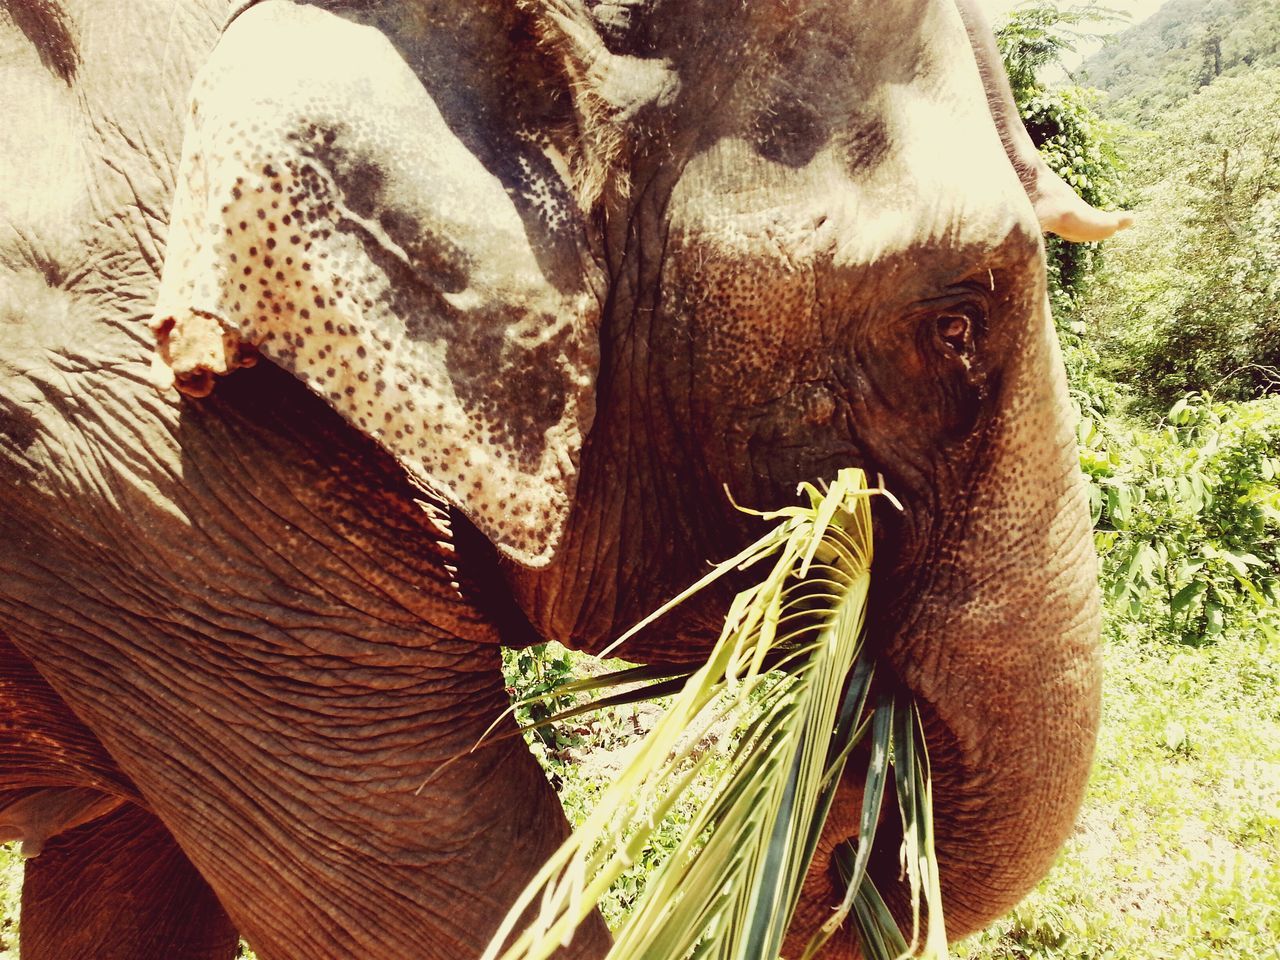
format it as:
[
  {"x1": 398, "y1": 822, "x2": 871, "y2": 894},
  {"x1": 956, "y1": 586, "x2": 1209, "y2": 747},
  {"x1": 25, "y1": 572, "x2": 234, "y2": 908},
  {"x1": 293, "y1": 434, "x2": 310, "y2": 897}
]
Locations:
[{"x1": 953, "y1": 620, "x2": 1280, "y2": 960}]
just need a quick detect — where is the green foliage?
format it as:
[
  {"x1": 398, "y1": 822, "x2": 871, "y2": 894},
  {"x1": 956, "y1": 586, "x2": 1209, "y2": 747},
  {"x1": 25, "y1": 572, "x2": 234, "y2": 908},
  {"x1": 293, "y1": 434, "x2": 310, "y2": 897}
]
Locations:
[
  {"x1": 1088, "y1": 68, "x2": 1280, "y2": 409},
  {"x1": 0, "y1": 845, "x2": 18, "y2": 959},
  {"x1": 1080, "y1": 394, "x2": 1280, "y2": 644},
  {"x1": 502, "y1": 643, "x2": 577, "y2": 753},
  {"x1": 995, "y1": 4, "x2": 1131, "y2": 317},
  {"x1": 957, "y1": 626, "x2": 1280, "y2": 960},
  {"x1": 995, "y1": 4, "x2": 1123, "y2": 105},
  {"x1": 1080, "y1": 0, "x2": 1280, "y2": 127},
  {"x1": 501, "y1": 643, "x2": 700, "y2": 928}
]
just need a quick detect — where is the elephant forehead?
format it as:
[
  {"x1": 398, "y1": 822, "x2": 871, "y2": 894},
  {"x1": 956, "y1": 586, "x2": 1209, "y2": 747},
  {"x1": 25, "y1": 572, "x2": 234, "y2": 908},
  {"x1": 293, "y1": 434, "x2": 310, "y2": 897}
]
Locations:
[
  {"x1": 665, "y1": 126, "x2": 1035, "y2": 301},
  {"x1": 664, "y1": 1, "x2": 1036, "y2": 286}
]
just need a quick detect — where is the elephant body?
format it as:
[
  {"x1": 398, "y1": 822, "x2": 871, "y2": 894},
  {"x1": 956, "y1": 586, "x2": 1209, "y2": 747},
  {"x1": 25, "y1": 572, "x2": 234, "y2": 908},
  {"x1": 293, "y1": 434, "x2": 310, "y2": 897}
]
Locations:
[{"x1": 1, "y1": 1, "x2": 1104, "y2": 958}]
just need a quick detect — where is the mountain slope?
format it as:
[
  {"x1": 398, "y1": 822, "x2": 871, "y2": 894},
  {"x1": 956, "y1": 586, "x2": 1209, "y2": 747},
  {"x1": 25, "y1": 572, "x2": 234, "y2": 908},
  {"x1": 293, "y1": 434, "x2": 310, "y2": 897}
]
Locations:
[{"x1": 1079, "y1": 0, "x2": 1280, "y2": 125}]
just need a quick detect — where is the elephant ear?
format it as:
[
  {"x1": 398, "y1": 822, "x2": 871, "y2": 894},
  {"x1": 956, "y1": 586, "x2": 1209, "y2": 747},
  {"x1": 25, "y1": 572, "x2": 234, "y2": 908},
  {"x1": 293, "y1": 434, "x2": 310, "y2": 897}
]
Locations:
[{"x1": 152, "y1": 3, "x2": 600, "y2": 567}]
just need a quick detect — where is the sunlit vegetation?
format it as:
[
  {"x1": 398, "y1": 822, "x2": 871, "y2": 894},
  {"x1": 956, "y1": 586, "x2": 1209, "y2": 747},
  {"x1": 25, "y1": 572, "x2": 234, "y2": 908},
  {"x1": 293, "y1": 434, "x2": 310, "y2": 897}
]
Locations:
[
  {"x1": 1078, "y1": 0, "x2": 1280, "y2": 127},
  {"x1": 0, "y1": 850, "x2": 16, "y2": 959},
  {"x1": 1088, "y1": 69, "x2": 1280, "y2": 408}
]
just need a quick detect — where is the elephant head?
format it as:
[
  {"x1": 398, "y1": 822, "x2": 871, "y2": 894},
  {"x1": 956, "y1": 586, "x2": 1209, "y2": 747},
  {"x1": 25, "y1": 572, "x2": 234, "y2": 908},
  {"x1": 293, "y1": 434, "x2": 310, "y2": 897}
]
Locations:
[{"x1": 2, "y1": 0, "x2": 1105, "y2": 957}]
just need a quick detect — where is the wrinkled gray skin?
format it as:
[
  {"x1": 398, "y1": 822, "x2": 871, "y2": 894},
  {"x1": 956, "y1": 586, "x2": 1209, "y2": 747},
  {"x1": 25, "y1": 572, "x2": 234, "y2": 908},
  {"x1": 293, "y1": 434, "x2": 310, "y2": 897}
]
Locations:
[{"x1": 0, "y1": 1, "x2": 1107, "y2": 958}]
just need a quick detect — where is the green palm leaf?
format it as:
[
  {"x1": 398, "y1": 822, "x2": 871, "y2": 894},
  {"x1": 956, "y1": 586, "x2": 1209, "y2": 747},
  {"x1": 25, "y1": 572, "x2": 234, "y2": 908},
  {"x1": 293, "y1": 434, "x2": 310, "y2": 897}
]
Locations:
[{"x1": 483, "y1": 468, "x2": 947, "y2": 960}]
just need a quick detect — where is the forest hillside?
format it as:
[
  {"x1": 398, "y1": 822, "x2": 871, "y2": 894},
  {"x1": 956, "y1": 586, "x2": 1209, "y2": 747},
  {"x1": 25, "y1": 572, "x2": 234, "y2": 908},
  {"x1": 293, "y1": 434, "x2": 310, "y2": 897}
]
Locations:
[{"x1": 1079, "y1": 0, "x2": 1280, "y2": 125}]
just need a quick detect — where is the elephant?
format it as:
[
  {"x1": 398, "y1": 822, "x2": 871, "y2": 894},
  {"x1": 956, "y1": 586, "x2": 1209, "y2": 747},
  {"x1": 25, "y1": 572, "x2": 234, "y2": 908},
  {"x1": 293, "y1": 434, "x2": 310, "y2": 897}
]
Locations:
[{"x1": 0, "y1": 0, "x2": 1121, "y2": 957}]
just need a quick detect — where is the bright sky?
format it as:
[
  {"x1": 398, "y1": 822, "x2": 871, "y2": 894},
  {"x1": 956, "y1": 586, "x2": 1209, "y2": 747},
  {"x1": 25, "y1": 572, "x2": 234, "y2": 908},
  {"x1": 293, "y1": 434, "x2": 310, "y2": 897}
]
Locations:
[{"x1": 979, "y1": 0, "x2": 1172, "y2": 68}]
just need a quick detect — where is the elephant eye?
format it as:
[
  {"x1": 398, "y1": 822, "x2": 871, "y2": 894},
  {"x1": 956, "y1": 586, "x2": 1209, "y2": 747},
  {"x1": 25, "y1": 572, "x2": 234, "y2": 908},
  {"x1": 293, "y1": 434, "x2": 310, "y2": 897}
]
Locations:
[
  {"x1": 936, "y1": 312, "x2": 973, "y2": 356},
  {"x1": 910, "y1": 294, "x2": 990, "y2": 436}
]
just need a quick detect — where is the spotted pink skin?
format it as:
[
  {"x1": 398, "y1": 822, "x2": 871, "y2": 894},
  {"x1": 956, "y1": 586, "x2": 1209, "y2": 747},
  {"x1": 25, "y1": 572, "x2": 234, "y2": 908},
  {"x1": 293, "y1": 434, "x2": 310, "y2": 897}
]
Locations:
[
  {"x1": 154, "y1": 0, "x2": 599, "y2": 566},
  {"x1": 3, "y1": 1, "x2": 1099, "y2": 959}
]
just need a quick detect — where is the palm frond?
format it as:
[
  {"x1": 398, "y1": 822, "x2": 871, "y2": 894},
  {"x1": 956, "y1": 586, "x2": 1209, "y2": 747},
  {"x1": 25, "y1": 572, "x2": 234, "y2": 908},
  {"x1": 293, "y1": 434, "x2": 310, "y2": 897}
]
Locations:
[{"x1": 483, "y1": 468, "x2": 947, "y2": 960}]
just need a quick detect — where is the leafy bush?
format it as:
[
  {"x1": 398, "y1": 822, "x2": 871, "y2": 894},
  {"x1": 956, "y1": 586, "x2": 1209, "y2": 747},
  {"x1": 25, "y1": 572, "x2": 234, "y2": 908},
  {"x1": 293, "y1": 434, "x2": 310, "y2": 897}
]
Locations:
[
  {"x1": 1080, "y1": 393, "x2": 1280, "y2": 644},
  {"x1": 501, "y1": 643, "x2": 578, "y2": 755}
]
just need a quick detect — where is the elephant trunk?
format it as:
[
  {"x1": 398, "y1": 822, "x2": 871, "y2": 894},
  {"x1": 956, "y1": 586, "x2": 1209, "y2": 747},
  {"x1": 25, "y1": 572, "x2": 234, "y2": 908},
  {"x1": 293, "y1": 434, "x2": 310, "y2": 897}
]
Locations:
[
  {"x1": 875, "y1": 297, "x2": 1102, "y2": 941},
  {"x1": 786, "y1": 302, "x2": 1100, "y2": 957}
]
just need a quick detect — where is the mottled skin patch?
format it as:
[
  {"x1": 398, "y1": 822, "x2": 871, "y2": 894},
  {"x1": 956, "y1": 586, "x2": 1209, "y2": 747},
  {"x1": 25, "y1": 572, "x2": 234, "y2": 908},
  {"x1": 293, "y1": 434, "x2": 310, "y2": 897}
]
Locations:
[{"x1": 155, "y1": 1, "x2": 600, "y2": 566}]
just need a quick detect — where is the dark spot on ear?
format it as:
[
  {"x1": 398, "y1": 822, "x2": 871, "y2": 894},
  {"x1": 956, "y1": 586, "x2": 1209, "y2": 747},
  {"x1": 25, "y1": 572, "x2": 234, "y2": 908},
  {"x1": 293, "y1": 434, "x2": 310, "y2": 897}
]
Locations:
[
  {"x1": 8, "y1": 0, "x2": 80, "y2": 84},
  {"x1": 335, "y1": 158, "x2": 385, "y2": 220},
  {"x1": 836, "y1": 113, "x2": 891, "y2": 174},
  {"x1": 750, "y1": 96, "x2": 828, "y2": 168}
]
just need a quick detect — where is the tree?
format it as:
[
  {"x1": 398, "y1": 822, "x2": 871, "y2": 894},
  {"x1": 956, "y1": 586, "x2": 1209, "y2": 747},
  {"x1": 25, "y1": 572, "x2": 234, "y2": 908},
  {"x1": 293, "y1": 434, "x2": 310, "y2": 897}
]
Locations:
[
  {"x1": 994, "y1": 3, "x2": 1131, "y2": 320},
  {"x1": 1197, "y1": 22, "x2": 1224, "y2": 87},
  {"x1": 1088, "y1": 68, "x2": 1280, "y2": 410}
]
